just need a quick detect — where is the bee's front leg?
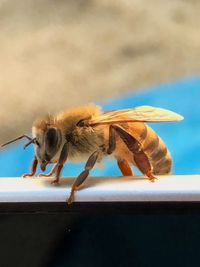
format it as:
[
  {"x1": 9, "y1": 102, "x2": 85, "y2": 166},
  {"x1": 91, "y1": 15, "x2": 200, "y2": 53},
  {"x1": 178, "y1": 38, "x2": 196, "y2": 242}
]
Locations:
[
  {"x1": 38, "y1": 163, "x2": 58, "y2": 177},
  {"x1": 23, "y1": 157, "x2": 38, "y2": 177},
  {"x1": 51, "y1": 142, "x2": 69, "y2": 185}
]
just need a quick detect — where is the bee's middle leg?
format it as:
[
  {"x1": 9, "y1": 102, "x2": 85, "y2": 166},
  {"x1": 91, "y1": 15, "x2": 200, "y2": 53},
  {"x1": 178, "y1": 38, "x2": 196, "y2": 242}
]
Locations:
[
  {"x1": 51, "y1": 142, "x2": 69, "y2": 184},
  {"x1": 67, "y1": 150, "x2": 100, "y2": 204}
]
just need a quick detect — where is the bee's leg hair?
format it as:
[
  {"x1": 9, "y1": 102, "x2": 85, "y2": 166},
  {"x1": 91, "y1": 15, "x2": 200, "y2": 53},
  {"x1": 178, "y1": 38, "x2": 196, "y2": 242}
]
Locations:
[
  {"x1": 39, "y1": 163, "x2": 58, "y2": 177},
  {"x1": 23, "y1": 156, "x2": 38, "y2": 177},
  {"x1": 51, "y1": 142, "x2": 69, "y2": 184},
  {"x1": 67, "y1": 150, "x2": 99, "y2": 204},
  {"x1": 112, "y1": 125, "x2": 156, "y2": 182}
]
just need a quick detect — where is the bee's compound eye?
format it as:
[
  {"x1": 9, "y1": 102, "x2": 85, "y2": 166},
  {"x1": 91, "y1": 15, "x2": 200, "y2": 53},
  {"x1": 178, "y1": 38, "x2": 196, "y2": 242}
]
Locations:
[{"x1": 45, "y1": 128, "x2": 58, "y2": 148}]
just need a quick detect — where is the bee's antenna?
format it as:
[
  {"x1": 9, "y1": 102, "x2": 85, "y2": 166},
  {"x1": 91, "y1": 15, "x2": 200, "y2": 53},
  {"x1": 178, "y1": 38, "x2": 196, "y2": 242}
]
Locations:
[
  {"x1": 1, "y1": 135, "x2": 32, "y2": 148},
  {"x1": 23, "y1": 138, "x2": 36, "y2": 149}
]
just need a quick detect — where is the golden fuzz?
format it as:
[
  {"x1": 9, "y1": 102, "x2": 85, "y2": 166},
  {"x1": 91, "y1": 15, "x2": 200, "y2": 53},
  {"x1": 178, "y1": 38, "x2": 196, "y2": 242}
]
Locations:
[{"x1": 55, "y1": 105, "x2": 101, "y2": 122}]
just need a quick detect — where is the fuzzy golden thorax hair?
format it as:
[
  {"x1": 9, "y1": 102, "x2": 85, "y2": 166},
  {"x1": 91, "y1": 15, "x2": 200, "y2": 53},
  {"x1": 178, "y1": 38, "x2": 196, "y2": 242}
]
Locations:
[{"x1": 54, "y1": 105, "x2": 101, "y2": 133}]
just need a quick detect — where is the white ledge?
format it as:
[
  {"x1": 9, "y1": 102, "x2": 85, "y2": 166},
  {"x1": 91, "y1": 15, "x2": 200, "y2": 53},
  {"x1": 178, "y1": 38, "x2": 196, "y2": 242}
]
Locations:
[{"x1": 0, "y1": 175, "x2": 200, "y2": 202}]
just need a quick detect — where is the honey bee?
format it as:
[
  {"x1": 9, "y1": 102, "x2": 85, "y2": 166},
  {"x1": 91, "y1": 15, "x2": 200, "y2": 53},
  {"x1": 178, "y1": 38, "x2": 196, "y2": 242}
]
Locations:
[{"x1": 1, "y1": 105, "x2": 183, "y2": 204}]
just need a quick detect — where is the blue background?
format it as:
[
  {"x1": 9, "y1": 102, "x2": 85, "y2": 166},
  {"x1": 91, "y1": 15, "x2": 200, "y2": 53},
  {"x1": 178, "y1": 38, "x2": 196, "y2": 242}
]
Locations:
[{"x1": 1, "y1": 77, "x2": 199, "y2": 177}]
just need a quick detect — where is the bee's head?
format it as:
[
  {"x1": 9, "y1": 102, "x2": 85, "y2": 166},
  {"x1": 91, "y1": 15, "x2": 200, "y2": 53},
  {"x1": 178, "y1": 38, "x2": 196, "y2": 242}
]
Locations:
[{"x1": 32, "y1": 119, "x2": 62, "y2": 171}]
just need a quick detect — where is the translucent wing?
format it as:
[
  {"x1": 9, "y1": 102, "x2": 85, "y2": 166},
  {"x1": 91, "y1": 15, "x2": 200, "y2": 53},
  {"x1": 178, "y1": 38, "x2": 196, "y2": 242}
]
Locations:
[{"x1": 89, "y1": 106, "x2": 184, "y2": 126}]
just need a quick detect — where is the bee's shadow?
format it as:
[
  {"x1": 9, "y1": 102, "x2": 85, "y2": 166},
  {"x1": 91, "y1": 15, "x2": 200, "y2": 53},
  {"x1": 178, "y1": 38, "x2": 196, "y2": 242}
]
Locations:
[{"x1": 42, "y1": 175, "x2": 148, "y2": 189}]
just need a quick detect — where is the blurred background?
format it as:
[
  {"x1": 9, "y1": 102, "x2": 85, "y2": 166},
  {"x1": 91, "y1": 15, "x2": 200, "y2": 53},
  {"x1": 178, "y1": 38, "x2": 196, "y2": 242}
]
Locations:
[
  {"x1": 1, "y1": 2, "x2": 200, "y2": 267},
  {"x1": 0, "y1": 0, "x2": 200, "y2": 175}
]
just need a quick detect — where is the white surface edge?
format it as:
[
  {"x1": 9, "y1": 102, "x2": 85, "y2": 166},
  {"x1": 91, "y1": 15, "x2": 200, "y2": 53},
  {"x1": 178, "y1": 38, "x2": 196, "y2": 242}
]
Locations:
[{"x1": 0, "y1": 175, "x2": 200, "y2": 202}]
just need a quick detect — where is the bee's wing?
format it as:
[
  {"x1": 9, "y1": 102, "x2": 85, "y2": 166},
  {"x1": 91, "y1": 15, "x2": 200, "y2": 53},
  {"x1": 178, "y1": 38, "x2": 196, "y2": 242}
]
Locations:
[{"x1": 89, "y1": 106, "x2": 184, "y2": 126}]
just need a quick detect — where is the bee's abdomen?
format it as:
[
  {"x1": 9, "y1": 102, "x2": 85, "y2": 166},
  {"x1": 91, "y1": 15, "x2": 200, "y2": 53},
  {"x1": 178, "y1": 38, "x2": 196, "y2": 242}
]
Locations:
[
  {"x1": 126, "y1": 122, "x2": 172, "y2": 175},
  {"x1": 141, "y1": 125, "x2": 172, "y2": 175}
]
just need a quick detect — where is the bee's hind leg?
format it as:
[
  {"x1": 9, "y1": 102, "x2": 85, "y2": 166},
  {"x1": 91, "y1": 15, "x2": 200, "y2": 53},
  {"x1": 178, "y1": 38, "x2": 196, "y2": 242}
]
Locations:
[
  {"x1": 107, "y1": 125, "x2": 133, "y2": 177},
  {"x1": 117, "y1": 159, "x2": 133, "y2": 176},
  {"x1": 112, "y1": 125, "x2": 156, "y2": 182},
  {"x1": 67, "y1": 150, "x2": 100, "y2": 205}
]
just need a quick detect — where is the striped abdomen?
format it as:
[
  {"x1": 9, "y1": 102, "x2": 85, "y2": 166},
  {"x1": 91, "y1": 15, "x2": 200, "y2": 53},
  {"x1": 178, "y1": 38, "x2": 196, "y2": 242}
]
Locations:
[{"x1": 127, "y1": 122, "x2": 172, "y2": 174}]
